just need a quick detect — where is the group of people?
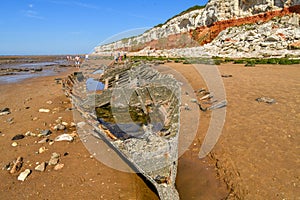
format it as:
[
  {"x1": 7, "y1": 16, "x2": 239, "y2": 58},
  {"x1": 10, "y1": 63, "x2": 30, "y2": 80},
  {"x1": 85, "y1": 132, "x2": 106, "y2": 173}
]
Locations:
[
  {"x1": 113, "y1": 52, "x2": 127, "y2": 63},
  {"x1": 66, "y1": 55, "x2": 89, "y2": 68}
]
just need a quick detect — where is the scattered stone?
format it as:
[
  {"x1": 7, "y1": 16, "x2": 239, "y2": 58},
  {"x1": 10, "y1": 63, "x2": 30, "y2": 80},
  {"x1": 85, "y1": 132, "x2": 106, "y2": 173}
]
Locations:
[
  {"x1": 54, "y1": 163, "x2": 64, "y2": 171},
  {"x1": 25, "y1": 131, "x2": 36, "y2": 137},
  {"x1": 69, "y1": 131, "x2": 78, "y2": 138},
  {"x1": 49, "y1": 141, "x2": 55, "y2": 145},
  {"x1": 61, "y1": 122, "x2": 68, "y2": 126},
  {"x1": 39, "y1": 108, "x2": 50, "y2": 113},
  {"x1": 11, "y1": 134, "x2": 25, "y2": 141},
  {"x1": 70, "y1": 122, "x2": 76, "y2": 127},
  {"x1": 55, "y1": 117, "x2": 62, "y2": 124},
  {"x1": 17, "y1": 169, "x2": 31, "y2": 181},
  {"x1": 24, "y1": 106, "x2": 30, "y2": 109},
  {"x1": 0, "y1": 108, "x2": 10, "y2": 116},
  {"x1": 54, "y1": 134, "x2": 74, "y2": 142},
  {"x1": 10, "y1": 156, "x2": 23, "y2": 174},
  {"x1": 200, "y1": 93, "x2": 213, "y2": 100},
  {"x1": 255, "y1": 97, "x2": 276, "y2": 104},
  {"x1": 2, "y1": 162, "x2": 12, "y2": 171},
  {"x1": 49, "y1": 153, "x2": 60, "y2": 165},
  {"x1": 38, "y1": 138, "x2": 50, "y2": 144},
  {"x1": 6, "y1": 117, "x2": 14, "y2": 123},
  {"x1": 190, "y1": 99, "x2": 198, "y2": 103},
  {"x1": 32, "y1": 117, "x2": 38, "y2": 121},
  {"x1": 38, "y1": 147, "x2": 48, "y2": 154},
  {"x1": 53, "y1": 124, "x2": 66, "y2": 131},
  {"x1": 39, "y1": 129, "x2": 52, "y2": 136},
  {"x1": 46, "y1": 100, "x2": 53, "y2": 105},
  {"x1": 35, "y1": 162, "x2": 46, "y2": 172},
  {"x1": 63, "y1": 152, "x2": 69, "y2": 156},
  {"x1": 11, "y1": 142, "x2": 18, "y2": 147}
]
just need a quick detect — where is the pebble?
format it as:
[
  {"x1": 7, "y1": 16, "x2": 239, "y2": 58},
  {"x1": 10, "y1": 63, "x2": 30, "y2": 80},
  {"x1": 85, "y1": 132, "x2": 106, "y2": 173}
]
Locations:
[
  {"x1": 25, "y1": 131, "x2": 36, "y2": 137},
  {"x1": 40, "y1": 129, "x2": 52, "y2": 136},
  {"x1": 6, "y1": 117, "x2": 14, "y2": 123},
  {"x1": 17, "y1": 169, "x2": 31, "y2": 181},
  {"x1": 55, "y1": 118, "x2": 62, "y2": 124},
  {"x1": 53, "y1": 124, "x2": 66, "y2": 131},
  {"x1": 46, "y1": 100, "x2": 53, "y2": 105},
  {"x1": 35, "y1": 162, "x2": 46, "y2": 172},
  {"x1": 0, "y1": 108, "x2": 10, "y2": 116},
  {"x1": 190, "y1": 99, "x2": 197, "y2": 103},
  {"x1": 54, "y1": 163, "x2": 64, "y2": 171},
  {"x1": 11, "y1": 134, "x2": 25, "y2": 141},
  {"x1": 54, "y1": 134, "x2": 74, "y2": 142},
  {"x1": 38, "y1": 138, "x2": 49, "y2": 144},
  {"x1": 39, "y1": 108, "x2": 50, "y2": 113},
  {"x1": 11, "y1": 142, "x2": 18, "y2": 147},
  {"x1": 61, "y1": 122, "x2": 68, "y2": 126},
  {"x1": 38, "y1": 146, "x2": 48, "y2": 154},
  {"x1": 49, "y1": 153, "x2": 60, "y2": 165}
]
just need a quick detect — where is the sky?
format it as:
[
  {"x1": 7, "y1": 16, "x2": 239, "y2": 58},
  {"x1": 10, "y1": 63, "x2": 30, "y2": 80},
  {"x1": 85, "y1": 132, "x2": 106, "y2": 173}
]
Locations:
[{"x1": 0, "y1": 0, "x2": 208, "y2": 55}]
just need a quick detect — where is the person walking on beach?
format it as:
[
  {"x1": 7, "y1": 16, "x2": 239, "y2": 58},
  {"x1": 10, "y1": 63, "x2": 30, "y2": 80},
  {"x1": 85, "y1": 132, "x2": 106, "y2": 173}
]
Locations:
[{"x1": 75, "y1": 55, "x2": 80, "y2": 68}]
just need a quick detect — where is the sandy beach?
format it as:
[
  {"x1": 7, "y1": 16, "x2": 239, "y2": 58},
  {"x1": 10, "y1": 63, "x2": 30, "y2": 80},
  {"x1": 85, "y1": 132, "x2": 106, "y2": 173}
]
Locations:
[{"x1": 0, "y1": 58, "x2": 299, "y2": 199}]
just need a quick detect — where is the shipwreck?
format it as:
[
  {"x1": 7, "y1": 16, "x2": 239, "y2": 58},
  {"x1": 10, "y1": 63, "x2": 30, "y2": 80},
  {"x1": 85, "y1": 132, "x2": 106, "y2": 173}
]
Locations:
[{"x1": 63, "y1": 57, "x2": 181, "y2": 200}]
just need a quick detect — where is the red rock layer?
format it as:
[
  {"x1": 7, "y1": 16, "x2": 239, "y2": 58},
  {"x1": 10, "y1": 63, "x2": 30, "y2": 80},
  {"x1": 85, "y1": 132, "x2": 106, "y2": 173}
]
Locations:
[
  {"x1": 117, "y1": 5, "x2": 300, "y2": 52},
  {"x1": 191, "y1": 5, "x2": 300, "y2": 45}
]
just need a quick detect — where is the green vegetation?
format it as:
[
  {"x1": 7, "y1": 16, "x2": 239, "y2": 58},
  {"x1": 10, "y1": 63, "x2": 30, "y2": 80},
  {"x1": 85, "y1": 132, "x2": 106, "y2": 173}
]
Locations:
[
  {"x1": 128, "y1": 56, "x2": 300, "y2": 66},
  {"x1": 231, "y1": 58, "x2": 300, "y2": 65}
]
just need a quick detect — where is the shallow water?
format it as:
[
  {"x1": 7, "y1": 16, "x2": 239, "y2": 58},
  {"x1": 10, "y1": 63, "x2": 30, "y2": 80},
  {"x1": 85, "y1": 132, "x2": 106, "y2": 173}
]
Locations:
[{"x1": 0, "y1": 58, "x2": 69, "y2": 84}]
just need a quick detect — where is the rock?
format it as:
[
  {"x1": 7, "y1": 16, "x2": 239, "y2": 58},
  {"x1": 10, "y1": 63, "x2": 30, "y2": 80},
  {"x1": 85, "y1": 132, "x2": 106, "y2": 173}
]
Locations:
[
  {"x1": 54, "y1": 134, "x2": 74, "y2": 142},
  {"x1": 10, "y1": 157, "x2": 23, "y2": 174},
  {"x1": 49, "y1": 153, "x2": 60, "y2": 165},
  {"x1": 35, "y1": 162, "x2": 46, "y2": 172},
  {"x1": 11, "y1": 134, "x2": 25, "y2": 141},
  {"x1": 32, "y1": 117, "x2": 38, "y2": 121},
  {"x1": 40, "y1": 129, "x2": 52, "y2": 136},
  {"x1": 53, "y1": 124, "x2": 66, "y2": 131},
  {"x1": 70, "y1": 122, "x2": 76, "y2": 127},
  {"x1": 2, "y1": 162, "x2": 12, "y2": 171},
  {"x1": 39, "y1": 108, "x2": 50, "y2": 113},
  {"x1": 54, "y1": 163, "x2": 64, "y2": 171},
  {"x1": 61, "y1": 122, "x2": 68, "y2": 126},
  {"x1": 0, "y1": 108, "x2": 10, "y2": 116},
  {"x1": 6, "y1": 117, "x2": 14, "y2": 123},
  {"x1": 265, "y1": 35, "x2": 280, "y2": 42},
  {"x1": 25, "y1": 131, "x2": 36, "y2": 137},
  {"x1": 55, "y1": 117, "x2": 62, "y2": 124},
  {"x1": 255, "y1": 97, "x2": 276, "y2": 104},
  {"x1": 11, "y1": 142, "x2": 18, "y2": 147},
  {"x1": 38, "y1": 146, "x2": 48, "y2": 154},
  {"x1": 46, "y1": 100, "x2": 53, "y2": 105},
  {"x1": 190, "y1": 99, "x2": 198, "y2": 103},
  {"x1": 17, "y1": 169, "x2": 31, "y2": 181},
  {"x1": 38, "y1": 138, "x2": 50, "y2": 144}
]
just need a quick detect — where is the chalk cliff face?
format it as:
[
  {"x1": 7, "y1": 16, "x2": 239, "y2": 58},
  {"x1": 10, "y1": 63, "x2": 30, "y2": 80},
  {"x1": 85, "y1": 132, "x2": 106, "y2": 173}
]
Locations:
[{"x1": 94, "y1": 0, "x2": 300, "y2": 58}]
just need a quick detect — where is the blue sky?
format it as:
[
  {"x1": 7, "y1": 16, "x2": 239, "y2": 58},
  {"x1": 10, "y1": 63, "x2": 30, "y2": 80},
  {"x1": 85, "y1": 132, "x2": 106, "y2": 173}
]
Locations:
[{"x1": 0, "y1": 0, "x2": 208, "y2": 55}]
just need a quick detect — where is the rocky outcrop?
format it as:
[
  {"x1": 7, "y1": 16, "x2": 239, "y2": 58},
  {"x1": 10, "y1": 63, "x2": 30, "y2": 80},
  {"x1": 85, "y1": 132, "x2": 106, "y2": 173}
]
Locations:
[{"x1": 93, "y1": 1, "x2": 300, "y2": 58}]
